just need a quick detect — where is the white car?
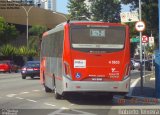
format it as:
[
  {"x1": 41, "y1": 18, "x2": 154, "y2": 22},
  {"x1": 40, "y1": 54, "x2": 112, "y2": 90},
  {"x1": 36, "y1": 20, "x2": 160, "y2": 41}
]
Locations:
[{"x1": 131, "y1": 59, "x2": 140, "y2": 70}]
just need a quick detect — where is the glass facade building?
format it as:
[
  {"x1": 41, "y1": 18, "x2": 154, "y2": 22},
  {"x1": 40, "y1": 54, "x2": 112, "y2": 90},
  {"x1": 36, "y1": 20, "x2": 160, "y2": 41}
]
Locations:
[{"x1": 9, "y1": 0, "x2": 56, "y2": 11}]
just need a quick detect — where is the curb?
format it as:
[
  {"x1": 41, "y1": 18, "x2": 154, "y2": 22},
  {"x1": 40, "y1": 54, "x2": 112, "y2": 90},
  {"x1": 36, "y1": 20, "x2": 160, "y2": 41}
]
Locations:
[
  {"x1": 113, "y1": 95, "x2": 160, "y2": 105},
  {"x1": 129, "y1": 72, "x2": 154, "y2": 96}
]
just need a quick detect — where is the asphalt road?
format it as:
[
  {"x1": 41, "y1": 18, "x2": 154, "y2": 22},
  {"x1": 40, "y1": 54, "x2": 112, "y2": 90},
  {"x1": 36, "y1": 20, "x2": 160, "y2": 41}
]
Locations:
[{"x1": 0, "y1": 71, "x2": 159, "y2": 115}]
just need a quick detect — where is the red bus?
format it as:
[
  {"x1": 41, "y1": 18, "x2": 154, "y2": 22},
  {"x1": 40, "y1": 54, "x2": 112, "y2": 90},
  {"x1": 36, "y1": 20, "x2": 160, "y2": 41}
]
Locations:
[{"x1": 40, "y1": 21, "x2": 130, "y2": 99}]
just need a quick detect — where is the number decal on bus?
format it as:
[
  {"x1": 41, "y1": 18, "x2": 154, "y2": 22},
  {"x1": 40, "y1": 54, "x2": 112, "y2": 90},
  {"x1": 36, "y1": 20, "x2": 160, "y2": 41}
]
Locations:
[{"x1": 109, "y1": 61, "x2": 120, "y2": 65}]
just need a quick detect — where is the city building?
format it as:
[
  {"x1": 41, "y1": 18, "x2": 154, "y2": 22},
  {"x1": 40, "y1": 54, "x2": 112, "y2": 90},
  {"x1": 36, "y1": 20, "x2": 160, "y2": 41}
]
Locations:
[
  {"x1": 8, "y1": 0, "x2": 56, "y2": 11},
  {"x1": 43, "y1": 0, "x2": 56, "y2": 11}
]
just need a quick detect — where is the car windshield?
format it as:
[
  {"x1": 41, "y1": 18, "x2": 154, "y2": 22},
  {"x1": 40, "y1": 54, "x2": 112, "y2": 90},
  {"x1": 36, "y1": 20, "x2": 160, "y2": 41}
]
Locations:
[
  {"x1": 0, "y1": 61, "x2": 9, "y2": 64},
  {"x1": 26, "y1": 62, "x2": 40, "y2": 67}
]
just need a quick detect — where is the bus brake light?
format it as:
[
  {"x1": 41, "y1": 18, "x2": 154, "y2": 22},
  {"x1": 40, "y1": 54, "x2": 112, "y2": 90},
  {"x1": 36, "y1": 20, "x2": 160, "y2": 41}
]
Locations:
[
  {"x1": 64, "y1": 62, "x2": 72, "y2": 79},
  {"x1": 123, "y1": 64, "x2": 130, "y2": 80}
]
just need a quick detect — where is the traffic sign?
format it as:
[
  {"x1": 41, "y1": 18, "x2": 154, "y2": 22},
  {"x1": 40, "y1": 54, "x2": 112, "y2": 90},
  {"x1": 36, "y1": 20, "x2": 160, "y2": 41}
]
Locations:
[
  {"x1": 120, "y1": 11, "x2": 139, "y2": 23},
  {"x1": 149, "y1": 37, "x2": 154, "y2": 46},
  {"x1": 142, "y1": 35, "x2": 148, "y2": 43},
  {"x1": 135, "y1": 21, "x2": 145, "y2": 32},
  {"x1": 130, "y1": 38, "x2": 140, "y2": 43}
]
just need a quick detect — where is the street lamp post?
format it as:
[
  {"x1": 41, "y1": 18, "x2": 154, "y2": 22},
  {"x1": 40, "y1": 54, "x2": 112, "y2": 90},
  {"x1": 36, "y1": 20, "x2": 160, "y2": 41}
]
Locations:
[
  {"x1": 139, "y1": 0, "x2": 143, "y2": 93},
  {"x1": 21, "y1": 6, "x2": 33, "y2": 48},
  {"x1": 10, "y1": 0, "x2": 33, "y2": 48}
]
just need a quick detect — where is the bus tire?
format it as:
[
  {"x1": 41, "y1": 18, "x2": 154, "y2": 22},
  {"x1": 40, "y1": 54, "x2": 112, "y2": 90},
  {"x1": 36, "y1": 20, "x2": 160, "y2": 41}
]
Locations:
[
  {"x1": 54, "y1": 87, "x2": 62, "y2": 99},
  {"x1": 8, "y1": 69, "x2": 11, "y2": 73},
  {"x1": 44, "y1": 85, "x2": 52, "y2": 93},
  {"x1": 108, "y1": 94, "x2": 113, "y2": 99},
  {"x1": 22, "y1": 75, "x2": 26, "y2": 79}
]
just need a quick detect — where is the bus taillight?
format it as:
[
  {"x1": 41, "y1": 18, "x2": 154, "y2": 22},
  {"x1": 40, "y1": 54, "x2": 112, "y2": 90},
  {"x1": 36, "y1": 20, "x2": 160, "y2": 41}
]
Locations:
[
  {"x1": 123, "y1": 64, "x2": 130, "y2": 80},
  {"x1": 64, "y1": 62, "x2": 72, "y2": 79}
]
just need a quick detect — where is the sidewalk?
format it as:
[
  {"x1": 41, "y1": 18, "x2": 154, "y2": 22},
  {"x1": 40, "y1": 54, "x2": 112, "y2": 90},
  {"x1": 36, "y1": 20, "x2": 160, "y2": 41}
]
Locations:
[{"x1": 131, "y1": 73, "x2": 155, "y2": 98}]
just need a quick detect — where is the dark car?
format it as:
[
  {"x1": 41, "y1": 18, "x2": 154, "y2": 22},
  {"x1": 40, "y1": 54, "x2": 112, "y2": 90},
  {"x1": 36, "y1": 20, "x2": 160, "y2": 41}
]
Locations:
[
  {"x1": 21, "y1": 61, "x2": 40, "y2": 79},
  {"x1": 136, "y1": 60, "x2": 152, "y2": 71},
  {"x1": 0, "y1": 60, "x2": 19, "y2": 73}
]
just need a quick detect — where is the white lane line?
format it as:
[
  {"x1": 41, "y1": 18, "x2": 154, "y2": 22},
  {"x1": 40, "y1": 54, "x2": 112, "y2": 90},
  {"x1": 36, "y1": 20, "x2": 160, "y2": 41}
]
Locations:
[
  {"x1": 32, "y1": 90, "x2": 40, "y2": 92},
  {"x1": 20, "y1": 92, "x2": 29, "y2": 94},
  {"x1": 26, "y1": 99, "x2": 37, "y2": 103},
  {"x1": 6, "y1": 94, "x2": 17, "y2": 97},
  {"x1": 128, "y1": 73, "x2": 154, "y2": 96},
  {"x1": 44, "y1": 103, "x2": 56, "y2": 107},
  {"x1": 16, "y1": 97, "x2": 24, "y2": 100},
  {"x1": 150, "y1": 77, "x2": 155, "y2": 81},
  {"x1": 127, "y1": 78, "x2": 140, "y2": 96},
  {"x1": 60, "y1": 107, "x2": 69, "y2": 110},
  {"x1": 130, "y1": 78, "x2": 140, "y2": 88},
  {"x1": 70, "y1": 104, "x2": 74, "y2": 106}
]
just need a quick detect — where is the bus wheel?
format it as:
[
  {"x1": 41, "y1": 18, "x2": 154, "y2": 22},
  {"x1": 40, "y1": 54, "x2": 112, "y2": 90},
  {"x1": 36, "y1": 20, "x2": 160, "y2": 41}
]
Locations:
[
  {"x1": 8, "y1": 69, "x2": 11, "y2": 73},
  {"x1": 54, "y1": 87, "x2": 62, "y2": 99},
  {"x1": 22, "y1": 75, "x2": 26, "y2": 79},
  {"x1": 44, "y1": 85, "x2": 52, "y2": 93}
]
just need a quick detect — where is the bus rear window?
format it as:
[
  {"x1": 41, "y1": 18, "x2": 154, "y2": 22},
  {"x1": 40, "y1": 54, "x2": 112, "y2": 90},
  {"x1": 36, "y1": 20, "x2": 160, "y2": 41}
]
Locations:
[{"x1": 70, "y1": 25, "x2": 126, "y2": 52}]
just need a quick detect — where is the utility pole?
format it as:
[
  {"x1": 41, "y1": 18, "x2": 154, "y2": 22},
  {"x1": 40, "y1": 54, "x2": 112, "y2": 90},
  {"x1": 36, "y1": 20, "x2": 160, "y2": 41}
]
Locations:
[
  {"x1": 155, "y1": 0, "x2": 160, "y2": 98},
  {"x1": 139, "y1": 0, "x2": 143, "y2": 94}
]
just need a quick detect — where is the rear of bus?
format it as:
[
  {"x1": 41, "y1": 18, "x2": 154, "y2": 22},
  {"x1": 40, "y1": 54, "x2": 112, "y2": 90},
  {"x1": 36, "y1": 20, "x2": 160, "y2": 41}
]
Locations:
[{"x1": 63, "y1": 21, "x2": 130, "y2": 95}]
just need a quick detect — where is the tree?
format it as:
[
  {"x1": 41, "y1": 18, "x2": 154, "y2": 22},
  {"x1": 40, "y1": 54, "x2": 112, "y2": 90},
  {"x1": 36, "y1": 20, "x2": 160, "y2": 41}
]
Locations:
[
  {"x1": 90, "y1": 0, "x2": 121, "y2": 22},
  {"x1": 121, "y1": 0, "x2": 158, "y2": 37},
  {"x1": 0, "y1": 17, "x2": 19, "y2": 45},
  {"x1": 29, "y1": 25, "x2": 47, "y2": 51},
  {"x1": 67, "y1": 0, "x2": 90, "y2": 20}
]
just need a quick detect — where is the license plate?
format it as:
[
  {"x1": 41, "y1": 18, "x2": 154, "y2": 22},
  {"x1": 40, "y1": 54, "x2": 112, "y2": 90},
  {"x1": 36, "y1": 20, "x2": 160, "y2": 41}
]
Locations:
[
  {"x1": 27, "y1": 68, "x2": 33, "y2": 71},
  {"x1": 92, "y1": 78, "x2": 103, "y2": 81}
]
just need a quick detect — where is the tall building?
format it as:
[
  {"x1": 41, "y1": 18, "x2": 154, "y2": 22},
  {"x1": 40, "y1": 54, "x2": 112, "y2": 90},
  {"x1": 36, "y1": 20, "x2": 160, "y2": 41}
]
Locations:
[
  {"x1": 43, "y1": 0, "x2": 56, "y2": 11},
  {"x1": 8, "y1": 0, "x2": 56, "y2": 11}
]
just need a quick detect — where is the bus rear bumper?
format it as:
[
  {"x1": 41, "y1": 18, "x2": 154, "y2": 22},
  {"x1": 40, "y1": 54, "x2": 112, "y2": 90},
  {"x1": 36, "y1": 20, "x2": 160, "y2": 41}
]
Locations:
[{"x1": 62, "y1": 77, "x2": 130, "y2": 93}]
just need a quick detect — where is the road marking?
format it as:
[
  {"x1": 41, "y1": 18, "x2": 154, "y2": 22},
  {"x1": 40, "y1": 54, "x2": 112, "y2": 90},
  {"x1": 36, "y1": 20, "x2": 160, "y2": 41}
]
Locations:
[
  {"x1": 128, "y1": 73, "x2": 154, "y2": 96},
  {"x1": 32, "y1": 90, "x2": 40, "y2": 92},
  {"x1": 48, "y1": 108, "x2": 96, "y2": 115},
  {"x1": 70, "y1": 104, "x2": 74, "y2": 106},
  {"x1": 20, "y1": 92, "x2": 29, "y2": 94},
  {"x1": 16, "y1": 97, "x2": 24, "y2": 100},
  {"x1": 60, "y1": 107, "x2": 69, "y2": 110},
  {"x1": 44, "y1": 103, "x2": 56, "y2": 107},
  {"x1": 26, "y1": 99, "x2": 37, "y2": 103},
  {"x1": 131, "y1": 78, "x2": 140, "y2": 88},
  {"x1": 6, "y1": 94, "x2": 17, "y2": 97},
  {"x1": 150, "y1": 77, "x2": 155, "y2": 81}
]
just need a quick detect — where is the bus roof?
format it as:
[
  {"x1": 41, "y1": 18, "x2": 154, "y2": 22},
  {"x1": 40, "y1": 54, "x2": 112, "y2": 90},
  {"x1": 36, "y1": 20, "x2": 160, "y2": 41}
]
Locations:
[{"x1": 42, "y1": 21, "x2": 127, "y2": 38}]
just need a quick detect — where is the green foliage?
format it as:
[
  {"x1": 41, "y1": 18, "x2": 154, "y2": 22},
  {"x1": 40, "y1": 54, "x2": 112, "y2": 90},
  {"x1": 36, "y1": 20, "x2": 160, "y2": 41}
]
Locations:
[
  {"x1": 67, "y1": 0, "x2": 90, "y2": 20},
  {"x1": 0, "y1": 44, "x2": 16, "y2": 56},
  {"x1": 0, "y1": 17, "x2": 19, "y2": 44},
  {"x1": 29, "y1": 25, "x2": 47, "y2": 37},
  {"x1": 29, "y1": 25, "x2": 47, "y2": 52},
  {"x1": 145, "y1": 45, "x2": 155, "y2": 55},
  {"x1": 28, "y1": 36, "x2": 39, "y2": 50},
  {"x1": 0, "y1": 45, "x2": 37, "y2": 57},
  {"x1": 17, "y1": 46, "x2": 37, "y2": 56},
  {"x1": 121, "y1": 0, "x2": 158, "y2": 37},
  {"x1": 90, "y1": 0, "x2": 121, "y2": 22},
  {"x1": 67, "y1": 0, "x2": 121, "y2": 22}
]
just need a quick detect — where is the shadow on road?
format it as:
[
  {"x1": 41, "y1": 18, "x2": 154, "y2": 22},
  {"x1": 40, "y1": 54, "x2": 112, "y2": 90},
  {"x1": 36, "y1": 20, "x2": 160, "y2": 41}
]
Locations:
[{"x1": 64, "y1": 93, "x2": 114, "y2": 106}]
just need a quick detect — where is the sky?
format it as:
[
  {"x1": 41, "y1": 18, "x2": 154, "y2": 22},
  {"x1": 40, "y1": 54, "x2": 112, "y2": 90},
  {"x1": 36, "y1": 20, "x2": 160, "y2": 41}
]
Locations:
[
  {"x1": 56, "y1": 0, "x2": 130, "y2": 14},
  {"x1": 57, "y1": 0, "x2": 68, "y2": 14}
]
